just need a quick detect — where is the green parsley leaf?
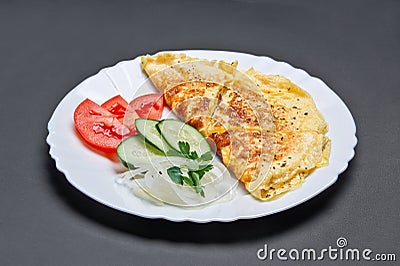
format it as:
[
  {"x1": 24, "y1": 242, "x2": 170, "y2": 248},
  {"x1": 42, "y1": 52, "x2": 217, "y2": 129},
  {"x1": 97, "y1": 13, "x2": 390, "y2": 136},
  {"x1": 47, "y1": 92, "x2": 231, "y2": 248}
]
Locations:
[
  {"x1": 200, "y1": 151, "x2": 213, "y2": 161},
  {"x1": 167, "y1": 166, "x2": 184, "y2": 185},
  {"x1": 182, "y1": 176, "x2": 194, "y2": 187},
  {"x1": 171, "y1": 141, "x2": 213, "y2": 197},
  {"x1": 194, "y1": 164, "x2": 214, "y2": 180},
  {"x1": 189, "y1": 150, "x2": 199, "y2": 160},
  {"x1": 188, "y1": 171, "x2": 204, "y2": 196},
  {"x1": 178, "y1": 141, "x2": 190, "y2": 157}
]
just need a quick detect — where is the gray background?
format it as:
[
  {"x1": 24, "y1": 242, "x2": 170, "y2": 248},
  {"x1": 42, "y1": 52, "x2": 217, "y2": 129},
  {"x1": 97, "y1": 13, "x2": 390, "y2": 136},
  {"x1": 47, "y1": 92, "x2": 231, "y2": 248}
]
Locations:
[{"x1": 1, "y1": 0, "x2": 399, "y2": 265}]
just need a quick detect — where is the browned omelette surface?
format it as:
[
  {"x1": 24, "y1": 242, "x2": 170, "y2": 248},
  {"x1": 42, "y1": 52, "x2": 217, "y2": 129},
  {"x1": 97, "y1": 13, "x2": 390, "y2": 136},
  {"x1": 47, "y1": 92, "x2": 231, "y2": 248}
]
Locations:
[{"x1": 164, "y1": 80, "x2": 273, "y2": 184}]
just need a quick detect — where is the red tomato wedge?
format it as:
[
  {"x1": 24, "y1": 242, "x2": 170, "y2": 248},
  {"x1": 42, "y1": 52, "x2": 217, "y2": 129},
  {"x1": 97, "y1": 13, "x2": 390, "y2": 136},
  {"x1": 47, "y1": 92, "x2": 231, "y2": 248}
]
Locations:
[
  {"x1": 128, "y1": 93, "x2": 164, "y2": 120},
  {"x1": 101, "y1": 95, "x2": 139, "y2": 135},
  {"x1": 74, "y1": 99, "x2": 130, "y2": 153}
]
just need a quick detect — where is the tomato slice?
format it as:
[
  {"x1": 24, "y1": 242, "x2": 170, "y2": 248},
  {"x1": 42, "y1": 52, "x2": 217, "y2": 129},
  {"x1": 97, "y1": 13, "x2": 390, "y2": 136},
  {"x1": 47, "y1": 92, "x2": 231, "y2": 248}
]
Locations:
[
  {"x1": 128, "y1": 93, "x2": 164, "y2": 120},
  {"x1": 101, "y1": 95, "x2": 128, "y2": 119},
  {"x1": 74, "y1": 99, "x2": 130, "y2": 153},
  {"x1": 74, "y1": 94, "x2": 163, "y2": 153},
  {"x1": 101, "y1": 95, "x2": 139, "y2": 135}
]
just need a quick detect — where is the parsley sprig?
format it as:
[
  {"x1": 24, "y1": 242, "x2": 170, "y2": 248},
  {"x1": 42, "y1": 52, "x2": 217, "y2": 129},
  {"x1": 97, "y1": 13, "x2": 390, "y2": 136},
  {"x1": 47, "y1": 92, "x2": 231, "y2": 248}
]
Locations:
[{"x1": 166, "y1": 141, "x2": 214, "y2": 197}]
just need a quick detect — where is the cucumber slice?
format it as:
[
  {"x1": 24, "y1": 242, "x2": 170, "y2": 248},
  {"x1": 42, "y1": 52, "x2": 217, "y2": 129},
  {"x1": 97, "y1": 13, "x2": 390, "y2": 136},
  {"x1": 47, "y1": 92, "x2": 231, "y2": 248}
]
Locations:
[
  {"x1": 117, "y1": 135, "x2": 164, "y2": 169},
  {"x1": 156, "y1": 119, "x2": 211, "y2": 156},
  {"x1": 135, "y1": 118, "x2": 174, "y2": 153}
]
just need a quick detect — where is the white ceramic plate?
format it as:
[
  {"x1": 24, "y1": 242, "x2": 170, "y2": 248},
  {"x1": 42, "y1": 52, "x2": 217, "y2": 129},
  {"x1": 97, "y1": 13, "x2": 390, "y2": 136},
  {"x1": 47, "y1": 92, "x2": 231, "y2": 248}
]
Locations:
[{"x1": 47, "y1": 50, "x2": 357, "y2": 222}]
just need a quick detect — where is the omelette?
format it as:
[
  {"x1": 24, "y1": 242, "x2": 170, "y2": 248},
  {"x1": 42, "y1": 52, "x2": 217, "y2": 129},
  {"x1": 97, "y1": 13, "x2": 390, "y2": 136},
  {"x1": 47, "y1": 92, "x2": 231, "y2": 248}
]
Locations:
[{"x1": 141, "y1": 52, "x2": 330, "y2": 201}]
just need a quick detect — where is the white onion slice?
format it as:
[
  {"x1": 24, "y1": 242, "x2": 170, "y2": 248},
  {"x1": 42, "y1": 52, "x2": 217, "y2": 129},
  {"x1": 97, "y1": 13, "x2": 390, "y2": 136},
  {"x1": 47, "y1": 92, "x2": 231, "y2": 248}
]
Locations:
[{"x1": 115, "y1": 159, "x2": 237, "y2": 207}]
